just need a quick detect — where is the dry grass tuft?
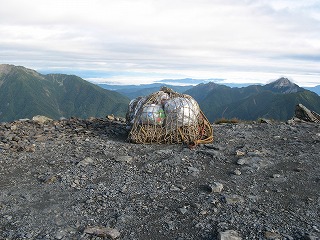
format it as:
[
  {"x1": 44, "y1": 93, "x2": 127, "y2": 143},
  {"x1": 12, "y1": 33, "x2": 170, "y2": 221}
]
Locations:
[{"x1": 214, "y1": 118, "x2": 240, "y2": 124}]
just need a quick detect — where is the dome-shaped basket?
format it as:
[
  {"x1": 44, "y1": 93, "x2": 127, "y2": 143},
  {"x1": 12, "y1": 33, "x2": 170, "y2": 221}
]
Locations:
[{"x1": 127, "y1": 87, "x2": 213, "y2": 145}]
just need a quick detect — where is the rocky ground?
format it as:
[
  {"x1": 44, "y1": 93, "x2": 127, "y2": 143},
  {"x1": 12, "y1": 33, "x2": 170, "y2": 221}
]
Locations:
[{"x1": 0, "y1": 117, "x2": 319, "y2": 240}]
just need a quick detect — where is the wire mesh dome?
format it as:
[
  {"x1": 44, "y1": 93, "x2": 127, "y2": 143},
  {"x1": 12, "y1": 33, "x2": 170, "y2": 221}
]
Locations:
[{"x1": 127, "y1": 87, "x2": 213, "y2": 145}]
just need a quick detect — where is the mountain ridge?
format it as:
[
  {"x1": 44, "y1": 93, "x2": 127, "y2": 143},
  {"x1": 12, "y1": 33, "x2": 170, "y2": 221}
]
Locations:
[
  {"x1": 1, "y1": 64, "x2": 319, "y2": 123},
  {"x1": 98, "y1": 78, "x2": 320, "y2": 97},
  {"x1": 305, "y1": 85, "x2": 320, "y2": 95},
  {"x1": 0, "y1": 64, "x2": 129, "y2": 122},
  {"x1": 263, "y1": 77, "x2": 304, "y2": 93},
  {"x1": 184, "y1": 78, "x2": 320, "y2": 122},
  {"x1": 99, "y1": 83, "x2": 193, "y2": 99}
]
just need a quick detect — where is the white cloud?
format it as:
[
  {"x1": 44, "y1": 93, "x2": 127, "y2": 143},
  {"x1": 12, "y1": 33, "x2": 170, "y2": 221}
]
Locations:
[{"x1": 0, "y1": 0, "x2": 319, "y2": 86}]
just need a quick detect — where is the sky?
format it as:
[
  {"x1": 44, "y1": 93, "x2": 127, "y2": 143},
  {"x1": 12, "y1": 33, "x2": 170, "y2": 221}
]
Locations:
[{"x1": 1, "y1": 0, "x2": 320, "y2": 87}]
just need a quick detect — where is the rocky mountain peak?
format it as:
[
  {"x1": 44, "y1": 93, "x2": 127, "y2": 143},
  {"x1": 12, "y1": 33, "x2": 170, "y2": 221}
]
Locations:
[
  {"x1": 273, "y1": 77, "x2": 294, "y2": 87},
  {"x1": 264, "y1": 77, "x2": 303, "y2": 93},
  {"x1": 0, "y1": 64, "x2": 14, "y2": 74},
  {"x1": 0, "y1": 64, "x2": 42, "y2": 80},
  {"x1": 0, "y1": 64, "x2": 14, "y2": 86}
]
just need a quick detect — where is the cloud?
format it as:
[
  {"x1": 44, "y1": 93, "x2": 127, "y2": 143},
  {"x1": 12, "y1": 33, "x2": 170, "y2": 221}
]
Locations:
[{"x1": 0, "y1": 0, "x2": 319, "y2": 86}]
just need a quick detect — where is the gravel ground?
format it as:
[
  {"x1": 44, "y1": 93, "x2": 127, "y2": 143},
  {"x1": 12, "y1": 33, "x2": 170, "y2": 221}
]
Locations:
[{"x1": 0, "y1": 117, "x2": 319, "y2": 240}]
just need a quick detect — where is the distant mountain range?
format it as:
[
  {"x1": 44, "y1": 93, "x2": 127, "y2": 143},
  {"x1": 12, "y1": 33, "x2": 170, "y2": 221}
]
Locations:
[
  {"x1": 184, "y1": 78, "x2": 320, "y2": 121},
  {"x1": 0, "y1": 64, "x2": 129, "y2": 122},
  {"x1": 1, "y1": 64, "x2": 319, "y2": 123},
  {"x1": 305, "y1": 85, "x2": 320, "y2": 95},
  {"x1": 99, "y1": 83, "x2": 193, "y2": 99},
  {"x1": 100, "y1": 79, "x2": 320, "y2": 99},
  {"x1": 101, "y1": 77, "x2": 320, "y2": 122}
]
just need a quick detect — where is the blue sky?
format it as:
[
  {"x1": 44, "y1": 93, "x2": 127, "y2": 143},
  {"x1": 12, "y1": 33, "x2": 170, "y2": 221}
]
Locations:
[{"x1": 1, "y1": 0, "x2": 320, "y2": 86}]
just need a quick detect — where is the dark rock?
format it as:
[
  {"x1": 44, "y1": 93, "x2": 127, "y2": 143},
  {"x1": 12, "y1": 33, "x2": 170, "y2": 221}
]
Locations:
[{"x1": 294, "y1": 104, "x2": 320, "y2": 123}]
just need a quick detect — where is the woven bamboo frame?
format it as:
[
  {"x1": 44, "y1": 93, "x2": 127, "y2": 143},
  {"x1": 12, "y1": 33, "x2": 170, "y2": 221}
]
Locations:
[{"x1": 128, "y1": 87, "x2": 213, "y2": 145}]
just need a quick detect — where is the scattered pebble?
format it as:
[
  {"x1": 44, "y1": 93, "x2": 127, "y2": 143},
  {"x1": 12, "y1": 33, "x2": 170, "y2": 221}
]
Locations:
[{"x1": 0, "y1": 118, "x2": 318, "y2": 239}]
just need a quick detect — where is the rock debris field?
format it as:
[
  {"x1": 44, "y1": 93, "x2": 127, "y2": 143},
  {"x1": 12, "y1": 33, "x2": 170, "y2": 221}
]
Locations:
[{"x1": 0, "y1": 117, "x2": 319, "y2": 240}]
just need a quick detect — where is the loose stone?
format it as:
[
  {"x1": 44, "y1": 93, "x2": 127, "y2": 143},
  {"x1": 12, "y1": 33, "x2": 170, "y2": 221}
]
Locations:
[
  {"x1": 77, "y1": 157, "x2": 94, "y2": 167},
  {"x1": 218, "y1": 230, "x2": 242, "y2": 240},
  {"x1": 237, "y1": 158, "x2": 246, "y2": 165},
  {"x1": 224, "y1": 195, "x2": 244, "y2": 204},
  {"x1": 264, "y1": 231, "x2": 282, "y2": 239},
  {"x1": 115, "y1": 155, "x2": 133, "y2": 163},
  {"x1": 209, "y1": 182, "x2": 224, "y2": 193},
  {"x1": 84, "y1": 226, "x2": 120, "y2": 239},
  {"x1": 233, "y1": 169, "x2": 241, "y2": 175}
]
